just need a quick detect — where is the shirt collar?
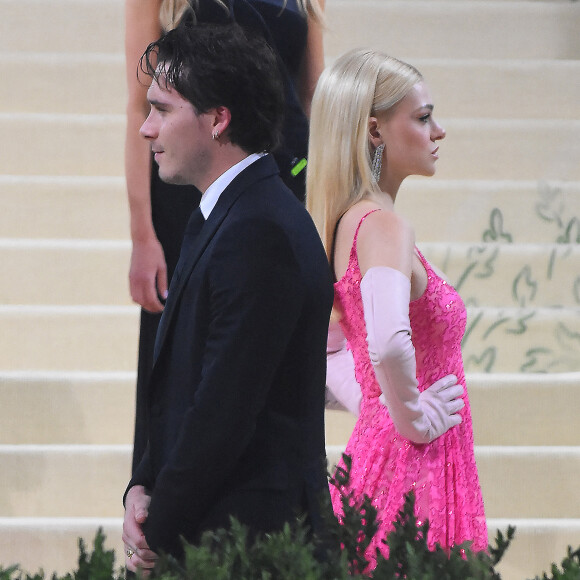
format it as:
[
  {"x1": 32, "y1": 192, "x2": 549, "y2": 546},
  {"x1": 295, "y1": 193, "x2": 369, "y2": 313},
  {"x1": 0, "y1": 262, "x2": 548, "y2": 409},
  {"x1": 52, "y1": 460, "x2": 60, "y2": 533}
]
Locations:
[{"x1": 199, "y1": 152, "x2": 266, "y2": 219}]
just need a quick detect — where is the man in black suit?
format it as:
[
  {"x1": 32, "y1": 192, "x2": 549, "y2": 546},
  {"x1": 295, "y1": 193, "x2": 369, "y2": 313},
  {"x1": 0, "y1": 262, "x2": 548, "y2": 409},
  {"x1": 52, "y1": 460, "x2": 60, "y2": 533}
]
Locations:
[{"x1": 122, "y1": 23, "x2": 334, "y2": 574}]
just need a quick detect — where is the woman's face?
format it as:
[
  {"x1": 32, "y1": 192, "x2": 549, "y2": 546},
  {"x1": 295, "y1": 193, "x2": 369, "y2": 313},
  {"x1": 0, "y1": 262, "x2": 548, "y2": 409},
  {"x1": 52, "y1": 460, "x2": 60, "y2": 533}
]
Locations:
[{"x1": 377, "y1": 81, "x2": 445, "y2": 187}]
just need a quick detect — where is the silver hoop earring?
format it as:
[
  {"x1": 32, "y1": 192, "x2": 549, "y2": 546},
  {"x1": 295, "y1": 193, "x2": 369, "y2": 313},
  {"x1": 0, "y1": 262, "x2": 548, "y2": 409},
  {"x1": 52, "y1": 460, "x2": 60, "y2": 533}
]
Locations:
[{"x1": 371, "y1": 144, "x2": 385, "y2": 183}]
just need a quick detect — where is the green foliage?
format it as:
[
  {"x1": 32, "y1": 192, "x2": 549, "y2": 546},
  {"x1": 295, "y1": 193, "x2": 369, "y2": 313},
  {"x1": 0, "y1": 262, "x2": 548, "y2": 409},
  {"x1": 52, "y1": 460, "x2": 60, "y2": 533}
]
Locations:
[
  {"x1": 372, "y1": 491, "x2": 500, "y2": 580},
  {"x1": 0, "y1": 458, "x2": 578, "y2": 579},
  {"x1": 489, "y1": 526, "x2": 516, "y2": 567},
  {"x1": 61, "y1": 530, "x2": 124, "y2": 580},
  {"x1": 152, "y1": 517, "x2": 333, "y2": 580},
  {"x1": 0, "y1": 529, "x2": 123, "y2": 580},
  {"x1": 531, "y1": 546, "x2": 580, "y2": 580},
  {"x1": 327, "y1": 453, "x2": 378, "y2": 576}
]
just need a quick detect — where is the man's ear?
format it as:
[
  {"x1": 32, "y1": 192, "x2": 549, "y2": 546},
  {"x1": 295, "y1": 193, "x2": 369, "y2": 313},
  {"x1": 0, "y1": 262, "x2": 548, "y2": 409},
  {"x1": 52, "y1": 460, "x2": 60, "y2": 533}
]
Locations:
[
  {"x1": 368, "y1": 116, "x2": 384, "y2": 149},
  {"x1": 212, "y1": 106, "x2": 232, "y2": 140}
]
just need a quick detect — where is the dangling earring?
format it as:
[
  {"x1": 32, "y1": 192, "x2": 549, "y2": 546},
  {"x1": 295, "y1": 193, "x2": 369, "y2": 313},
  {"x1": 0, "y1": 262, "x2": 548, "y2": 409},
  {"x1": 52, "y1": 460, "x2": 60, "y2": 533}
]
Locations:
[
  {"x1": 371, "y1": 144, "x2": 385, "y2": 183},
  {"x1": 212, "y1": 130, "x2": 220, "y2": 140}
]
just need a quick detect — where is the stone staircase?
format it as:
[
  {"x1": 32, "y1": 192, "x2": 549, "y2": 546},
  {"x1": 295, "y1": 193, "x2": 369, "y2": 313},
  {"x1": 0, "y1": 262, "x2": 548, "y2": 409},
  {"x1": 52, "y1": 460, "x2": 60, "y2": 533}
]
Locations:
[{"x1": 1, "y1": 0, "x2": 579, "y2": 577}]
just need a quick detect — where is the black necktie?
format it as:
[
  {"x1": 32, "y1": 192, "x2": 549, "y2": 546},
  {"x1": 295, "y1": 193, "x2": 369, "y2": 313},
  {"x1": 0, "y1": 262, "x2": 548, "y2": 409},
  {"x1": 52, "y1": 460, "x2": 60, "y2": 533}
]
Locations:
[{"x1": 173, "y1": 207, "x2": 205, "y2": 284}]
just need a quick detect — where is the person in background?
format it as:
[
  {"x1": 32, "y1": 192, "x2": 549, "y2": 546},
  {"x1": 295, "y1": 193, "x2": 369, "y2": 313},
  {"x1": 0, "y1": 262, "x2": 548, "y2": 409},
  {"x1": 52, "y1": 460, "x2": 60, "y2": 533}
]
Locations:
[
  {"x1": 124, "y1": 0, "x2": 325, "y2": 473},
  {"x1": 122, "y1": 23, "x2": 333, "y2": 575},
  {"x1": 307, "y1": 48, "x2": 487, "y2": 570}
]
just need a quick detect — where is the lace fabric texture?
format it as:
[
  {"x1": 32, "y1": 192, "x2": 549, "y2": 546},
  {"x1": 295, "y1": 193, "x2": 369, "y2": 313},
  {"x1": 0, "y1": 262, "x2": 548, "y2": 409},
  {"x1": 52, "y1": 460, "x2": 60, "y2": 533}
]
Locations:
[{"x1": 330, "y1": 210, "x2": 487, "y2": 568}]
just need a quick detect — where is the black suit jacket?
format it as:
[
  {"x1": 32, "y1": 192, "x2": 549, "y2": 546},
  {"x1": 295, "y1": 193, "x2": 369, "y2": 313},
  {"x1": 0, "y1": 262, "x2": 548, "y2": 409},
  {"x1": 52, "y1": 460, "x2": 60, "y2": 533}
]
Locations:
[{"x1": 127, "y1": 155, "x2": 334, "y2": 555}]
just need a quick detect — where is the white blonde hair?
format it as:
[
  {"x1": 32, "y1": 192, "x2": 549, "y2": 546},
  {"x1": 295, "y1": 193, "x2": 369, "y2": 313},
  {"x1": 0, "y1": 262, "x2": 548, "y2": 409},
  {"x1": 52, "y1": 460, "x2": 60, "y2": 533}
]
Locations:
[
  {"x1": 160, "y1": 0, "x2": 323, "y2": 30},
  {"x1": 296, "y1": 0, "x2": 324, "y2": 22},
  {"x1": 159, "y1": 0, "x2": 193, "y2": 30},
  {"x1": 306, "y1": 49, "x2": 422, "y2": 260}
]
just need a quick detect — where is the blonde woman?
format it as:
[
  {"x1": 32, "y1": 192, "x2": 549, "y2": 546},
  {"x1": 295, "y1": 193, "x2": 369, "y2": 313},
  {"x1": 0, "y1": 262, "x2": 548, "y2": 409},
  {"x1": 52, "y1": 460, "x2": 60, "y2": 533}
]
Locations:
[
  {"x1": 125, "y1": 0, "x2": 325, "y2": 473},
  {"x1": 307, "y1": 49, "x2": 487, "y2": 568}
]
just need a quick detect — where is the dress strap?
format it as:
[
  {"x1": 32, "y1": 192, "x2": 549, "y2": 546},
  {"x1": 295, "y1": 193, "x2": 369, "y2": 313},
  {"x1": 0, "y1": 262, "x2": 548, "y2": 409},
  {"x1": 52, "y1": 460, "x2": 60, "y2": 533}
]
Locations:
[
  {"x1": 352, "y1": 209, "x2": 382, "y2": 254},
  {"x1": 414, "y1": 246, "x2": 430, "y2": 272}
]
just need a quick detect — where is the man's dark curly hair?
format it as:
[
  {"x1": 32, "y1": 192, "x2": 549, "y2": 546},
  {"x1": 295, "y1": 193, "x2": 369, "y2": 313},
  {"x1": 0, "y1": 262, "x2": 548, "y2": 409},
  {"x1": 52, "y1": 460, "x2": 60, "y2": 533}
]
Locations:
[{"x1": 140, "y1": 22, "x2": 285, "y2": 154}]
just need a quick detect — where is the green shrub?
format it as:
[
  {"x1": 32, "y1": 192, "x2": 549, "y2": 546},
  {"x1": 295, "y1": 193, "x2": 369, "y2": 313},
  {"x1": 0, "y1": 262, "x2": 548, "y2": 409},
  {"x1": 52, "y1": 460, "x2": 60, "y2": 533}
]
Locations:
[
  {"x1": 0, "y1": 530, "x2": 123, "y2": 580},
  {"x1": 1, "y1": 455, "x2": 579, "y2": 579},
  {"x1": 531, "y1": 547, "x2": 580, "y2": 580}
]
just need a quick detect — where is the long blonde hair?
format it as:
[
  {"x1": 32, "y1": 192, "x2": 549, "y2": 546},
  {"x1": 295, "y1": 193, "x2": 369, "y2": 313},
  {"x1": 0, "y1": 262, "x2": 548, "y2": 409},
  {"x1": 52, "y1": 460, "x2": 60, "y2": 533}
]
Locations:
[
  {"x1": 160, "y1": 0, "x2": 323, "y2": 30},
  {"x1": 295, "y1": 0, "x2": 324, "y2": 22},
  {"x1": 160, "y1": 0, "x2": 193, "y2": 30},
  {"x1": 306, "y1": 49, "x2": 422, "y2": 260}
]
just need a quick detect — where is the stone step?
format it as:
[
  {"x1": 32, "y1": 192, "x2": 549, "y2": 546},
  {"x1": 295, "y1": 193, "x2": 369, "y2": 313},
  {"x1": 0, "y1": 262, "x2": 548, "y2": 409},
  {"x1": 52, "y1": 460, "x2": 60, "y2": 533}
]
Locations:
[
  {"x1": 0, "y1": 305, "x2": 139, "y2": 371},
  {"x1": 4, "y1": 0, "x2": 579, "y2": 61},
  {"x1": 1, "y1": 177, "x2": 576, "y2": 244},
  {"x1": 434, "y1": 119, "x2": 580, "y2": 181},
  {"x1": 0, "y1": 53, "x2": 126, "y2": 115},
  {"x1": 469, "y1": 373, "x2": 580, "y2": 447},
  {"x1": 326, "y1": 445, "x2": 580, "y2": 520},
  {"x1": 0, "y1": 305, "x2": 577, "y2": 372},
  {"x1": 477, "y1": 447, "x2": 580, "y2": 520},
  {"x1": 398, "y1": 180, "x2": 580, "y2": 245},
  {"x1": 420, "y1": 242, "x2": 580, "y2": 308},
  {"x1": 2, "y1": 371, "x2": 577, "y2": 447},
  {"x1": 0, "y1": 176, "x2": 129, "y2": 240},
  {"x1": 0, "y1": 239, "x2": 131, "y2": 305},
  {"x1": 2, "y1": 239, "x2": 577, "y2": 307},
  {"x1": 325, "y1": 372, "x2": 580, "y2": 448},
  {"x1": 5, "y1": 53, "x2": 580, "y2": 121},
  {"x1": 0, "y1": 517, "x2": 123, "y2": 576},
  {"x1": 1, "y1": 444, "x2": 578, "y2": 520},
  {"x1": 3, "y1": 114, "x2": 579, "y2": 180},
  {"x1": 0, "y1": 371, "x2": 574, "y2": 447},
  {"x1": 488, "y1": 518, "x2": 580, "y2": 580},
  {"x1": 0, "y1": 516, "x2": 577, "y2": 580},
  {"x1": 0, "y1": 113, "x2": 125, "y2": 177},
  {"x1": 0, "y1": 371, "x2": 135, "y2": 445},
  {"x1": 462, "y1": 306, "x2": 580, "y2": 373},
  {"x1": 0, "y1": 0, "x2": 123, "y2": 54},
  {"x1": 435, "y1": 0, "x2": 577, "y2": 2},
  {"x1": 324, "y1": 0, "x2": 580, "y2": 61},
  {"x1": 418, "y1": 59, "x2": 580, "y2": 120},
  {"x1": 0, "y1": 445, "x2": 130, "y2": 518}
]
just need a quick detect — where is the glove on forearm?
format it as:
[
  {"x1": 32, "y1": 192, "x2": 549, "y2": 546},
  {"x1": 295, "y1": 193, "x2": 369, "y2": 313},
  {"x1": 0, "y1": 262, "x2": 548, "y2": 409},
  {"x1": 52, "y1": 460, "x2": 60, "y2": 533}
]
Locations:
[
  {"x1": 325, "y1": 320, "x2": 362, "y2": 416},
  {"x1": 361, "y1": 266, "x2": 464, "y2": 443}
]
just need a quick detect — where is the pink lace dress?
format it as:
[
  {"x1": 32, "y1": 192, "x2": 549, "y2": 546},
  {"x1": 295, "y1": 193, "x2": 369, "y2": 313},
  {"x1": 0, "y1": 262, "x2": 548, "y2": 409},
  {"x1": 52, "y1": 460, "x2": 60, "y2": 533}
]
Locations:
[{"x1": 330, "y1": 211, "x2": 487, "y2": 567}]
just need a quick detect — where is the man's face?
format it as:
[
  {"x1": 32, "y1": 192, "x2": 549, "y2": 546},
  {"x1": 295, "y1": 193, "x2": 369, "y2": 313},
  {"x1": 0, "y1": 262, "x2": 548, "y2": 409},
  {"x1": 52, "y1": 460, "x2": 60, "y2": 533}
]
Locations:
[{"x1": 140, "y1": 76, "x2": 214, "y2": 188}]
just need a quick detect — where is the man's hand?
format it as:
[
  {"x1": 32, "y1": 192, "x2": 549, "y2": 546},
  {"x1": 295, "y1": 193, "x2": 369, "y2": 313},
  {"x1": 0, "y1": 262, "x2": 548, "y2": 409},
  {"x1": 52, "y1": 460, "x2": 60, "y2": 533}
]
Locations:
[
  {"x1": 123, "y1": 485, "x2": 158, "y2": 576},
  {"x1": 129, "y1": 238, "x2": 168, "y2": 313}
]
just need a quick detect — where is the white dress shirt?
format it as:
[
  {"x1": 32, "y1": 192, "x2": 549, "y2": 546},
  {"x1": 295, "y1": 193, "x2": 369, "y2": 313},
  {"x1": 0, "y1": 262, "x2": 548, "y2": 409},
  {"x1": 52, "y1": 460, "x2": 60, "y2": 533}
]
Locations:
[{"x1": 199, "y1": 152, "x2": 266, "y2": 219}]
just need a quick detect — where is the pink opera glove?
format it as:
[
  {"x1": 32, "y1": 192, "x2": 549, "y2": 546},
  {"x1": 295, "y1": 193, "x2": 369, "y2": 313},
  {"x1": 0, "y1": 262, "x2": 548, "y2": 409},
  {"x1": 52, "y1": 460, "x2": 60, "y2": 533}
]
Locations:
[
  {"x1": 325, "y1": 320, "x2": 362, "y2": 416},
  {"x1": 361, "y1": 266, "x2": 464, "y2": 443}
]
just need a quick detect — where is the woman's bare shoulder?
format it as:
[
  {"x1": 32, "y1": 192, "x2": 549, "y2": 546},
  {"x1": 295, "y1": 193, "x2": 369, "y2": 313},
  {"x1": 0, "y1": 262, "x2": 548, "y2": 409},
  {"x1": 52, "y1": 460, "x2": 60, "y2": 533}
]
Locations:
[
  {"x1": 339, "y1": 199, "x2": 385, "y2": 231},
  {"x1": 340, "y1": 201, "x2": 410, "y2": 238},
  {"x1": 349, "y1": 203, "x2": 415, "y2": 277}
]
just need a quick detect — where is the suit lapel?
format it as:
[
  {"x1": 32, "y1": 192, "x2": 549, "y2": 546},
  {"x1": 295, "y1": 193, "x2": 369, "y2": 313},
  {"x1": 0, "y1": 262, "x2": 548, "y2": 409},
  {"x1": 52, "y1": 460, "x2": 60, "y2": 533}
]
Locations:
[{"x1": 153, "y1": 155, "x2": 279, "y2": 361}]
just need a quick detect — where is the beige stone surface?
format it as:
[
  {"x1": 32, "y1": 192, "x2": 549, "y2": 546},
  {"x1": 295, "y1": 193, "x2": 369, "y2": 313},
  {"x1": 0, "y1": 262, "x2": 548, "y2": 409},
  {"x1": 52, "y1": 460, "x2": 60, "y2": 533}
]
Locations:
[
  {"x1": 398, "y1": 180, "x2": 580, "y2": 244},
  {"x1": 0, "y1": 176, "x2": 129, "y2": 240},
  {"x1": 1, "y1": 0, "x2": 579, "y2": 578},
  {"x1": 0, "y1": 306, "x2": 139, "y2": 371},
  {"x1": 0, "y1": 518, "x2": 124, "y2": 575},
  {"x1": 4, "y1": 56, "x2": 580, "y2": 120},
  {"x1": 0, "y1": 240, "x2": 131, "y2": 305},
  {"x1": 324, "y1": 0, "x2": 580, "y2": 60},
  {"x1": 326, "y1": 372, "x2": 580, "y2": 448},
  {"x1": 0, "y1": 371, "x2": 135, "y2": 444},
  {"x1": 4, "y1": 114, "x2": 580, "y2": 180}
]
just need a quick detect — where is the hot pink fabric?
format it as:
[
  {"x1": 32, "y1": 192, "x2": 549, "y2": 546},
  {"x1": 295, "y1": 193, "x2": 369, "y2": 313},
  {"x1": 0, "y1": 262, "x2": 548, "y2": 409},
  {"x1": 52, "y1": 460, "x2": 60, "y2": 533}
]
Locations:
[{"x1": 330, "y1": 210, "x2": 487, "y2": 568}]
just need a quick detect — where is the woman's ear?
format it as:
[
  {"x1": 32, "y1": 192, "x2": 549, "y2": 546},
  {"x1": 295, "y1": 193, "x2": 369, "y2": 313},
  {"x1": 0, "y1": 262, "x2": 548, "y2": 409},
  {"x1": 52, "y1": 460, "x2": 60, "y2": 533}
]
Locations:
[{"x1": 368, "y1": 116, "x2": 383, "y2": 149}]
